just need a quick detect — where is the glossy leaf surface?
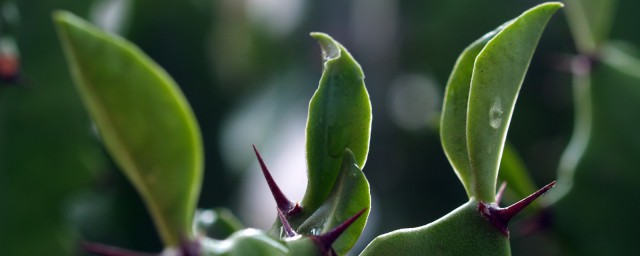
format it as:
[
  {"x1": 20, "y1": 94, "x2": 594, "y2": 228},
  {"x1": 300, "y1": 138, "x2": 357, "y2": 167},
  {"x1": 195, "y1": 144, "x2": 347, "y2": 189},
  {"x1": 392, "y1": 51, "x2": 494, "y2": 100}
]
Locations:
[
  {"x1": 54, "y1": 11, "x2": 203, "y2": 246},
  {"x1": 466, "y1": 2, "x2": 561, "y2": 202},
  {"x1": 303, "y1": 32, "x2": 372, "y2": 211}
]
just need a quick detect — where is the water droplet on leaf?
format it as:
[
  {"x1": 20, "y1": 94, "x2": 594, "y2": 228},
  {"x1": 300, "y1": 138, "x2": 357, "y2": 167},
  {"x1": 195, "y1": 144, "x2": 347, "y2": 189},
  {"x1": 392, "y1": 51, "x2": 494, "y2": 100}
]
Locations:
[{"x1": 489, "y1": 97, "x2": 503, "y2": 129}]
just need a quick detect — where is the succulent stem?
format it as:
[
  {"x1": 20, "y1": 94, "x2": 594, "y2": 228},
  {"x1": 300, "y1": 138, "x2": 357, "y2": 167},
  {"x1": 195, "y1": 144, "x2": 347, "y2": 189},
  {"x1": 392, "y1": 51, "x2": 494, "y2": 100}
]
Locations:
[
  {"x1": 252, "y1": 145, "x2": 302, "y2": 216},
  {"x1": 478, "y1": 181, "x2": 556, "y2": 236}
]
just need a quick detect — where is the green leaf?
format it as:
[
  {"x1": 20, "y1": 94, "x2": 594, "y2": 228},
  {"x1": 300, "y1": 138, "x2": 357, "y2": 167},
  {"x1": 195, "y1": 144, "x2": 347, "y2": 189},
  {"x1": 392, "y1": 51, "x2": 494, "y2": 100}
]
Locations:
[
  {"x1": 200, "y1": 230, "x2": 288, "y2": 256},
  {"x1": 297, "y1": 149, "x2": 370, "y2": 255},
  {"x1": 440, "y1": 30, "x2": 496, "y2": 199},
  {"x1": 466, "y1": 2, "x2": 562, "y2": 202},
  {"x1": 441, "y1": 2, "x2": 561, "y2": 202},
  {"x1": 564, "y1": 0, "x2": 617, "y2": 53},
  {"x1": 361, "y1": 201, "x2": 510, "y2": 256},
  {"x1": 303, "y1": 33, "x2": 372, "y2": 212},
  {"x1": 364, "y1": 3, "x2": 562, "y2": 255},
  {"x1": 194, "y1": 208, "x2": 245, "y2": 240},
  {"x1": 53, "y1": 11, "x2": 203, "y2": 247},
  {"x1": 498, "y1": 143, "x2": 538, "y2": 202},
  {"x1": 553, "y1": 42, "x2": 640, "y2": 255}
]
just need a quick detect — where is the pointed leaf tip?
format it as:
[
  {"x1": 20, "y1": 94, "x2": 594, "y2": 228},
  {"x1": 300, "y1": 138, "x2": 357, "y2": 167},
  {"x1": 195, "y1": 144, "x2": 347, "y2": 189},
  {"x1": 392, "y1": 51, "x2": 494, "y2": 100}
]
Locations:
[
  {"x1": 310, "y1": 32, "x2": 341, "y2": 62},
  {"x1": 252, "y1": 145, "x2": 301, "y2": 216}
]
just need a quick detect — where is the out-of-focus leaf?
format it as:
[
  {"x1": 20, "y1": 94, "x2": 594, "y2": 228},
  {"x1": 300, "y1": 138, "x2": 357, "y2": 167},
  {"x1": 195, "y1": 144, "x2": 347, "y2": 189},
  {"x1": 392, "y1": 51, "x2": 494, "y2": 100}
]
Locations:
[
  {"x1": 303, "y1": 32, "x2": 372, "y2": 212},
  {"x1": 54, "y1": 11, "x2": 203, "y2": 247},
  {"x1": 564, "y1": 0, "x2": 617, "y2": 53},
  {"x1": 466, "y1": 2, "x2": 562, "y2": 202},
  {"x1": 498, "y1": 143, "x2": 538, "y2": 203},
  {"x1": 297, "y1": 150, "x2": 370, "y2": 255},
  {"x1": 194, "y1": 208, "x2": 244, "y2": 240},
  {"x1": 553, "y1": 42, "x2": 640, "y2": 255}
]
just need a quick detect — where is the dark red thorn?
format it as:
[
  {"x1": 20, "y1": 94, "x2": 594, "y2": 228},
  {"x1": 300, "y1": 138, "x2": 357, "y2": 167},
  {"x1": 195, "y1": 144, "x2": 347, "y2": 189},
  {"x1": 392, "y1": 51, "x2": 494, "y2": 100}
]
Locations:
[
  {"x1": 495, "y1": 181, "x2": 507, "y2": 205},
  {"x1": 312, "y1": 208, "x2": 367, "y2": 250},
  {"x1": 252, "y1": 145, "x2": 302, "y2": 216},
  {"x1": 277, "y1": 208, "x2": 298, "y2": 237},
  {"x1": 479, "y1": 181, "x2": 556, "y2": 237},
  {"x1": 82, "y1": 241, "x2": 155, "y2": 256},
  {"x1": 179, "y1": 238, "x2": 200, "y2": 256}
]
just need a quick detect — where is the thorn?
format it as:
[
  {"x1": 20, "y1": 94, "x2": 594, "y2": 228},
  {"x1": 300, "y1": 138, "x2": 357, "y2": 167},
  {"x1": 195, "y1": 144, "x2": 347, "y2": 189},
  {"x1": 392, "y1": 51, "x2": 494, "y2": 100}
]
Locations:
[
  {"x1": 495, "y1": 181, "x2": 507, "y2": 205},
  {"x1": 277, "y1": 208, "x2": 298, "y2": 237},
  {"x1": 179, "y1": 238, "x2": 200, "y2": 256},
  {"x1": 479, "y1": 181, "x2": 556, "y2": 237},
  {"x1": 312, "y1": 208, "x2": 367, "y2": 251},
  {"x1": 252, "y1": 145, "x2": 302, "y2": 216},
  {"x1": 82, "y1": 241, "x2": 154, "y2": 256}
]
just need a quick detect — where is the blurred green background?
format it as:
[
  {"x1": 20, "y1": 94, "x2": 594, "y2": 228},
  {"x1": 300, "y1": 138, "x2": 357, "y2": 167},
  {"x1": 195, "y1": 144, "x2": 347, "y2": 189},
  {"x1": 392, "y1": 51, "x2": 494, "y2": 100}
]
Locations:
[{"x1": 1, "y1": 0, "x2": 639, "y2": 255}]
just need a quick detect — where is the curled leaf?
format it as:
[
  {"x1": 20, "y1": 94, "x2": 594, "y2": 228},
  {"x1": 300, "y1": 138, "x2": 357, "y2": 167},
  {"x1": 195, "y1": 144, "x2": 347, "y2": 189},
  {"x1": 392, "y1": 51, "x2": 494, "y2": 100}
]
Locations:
[{"x1": 304, "y1": 32, "x2": 372, "y2": 211}]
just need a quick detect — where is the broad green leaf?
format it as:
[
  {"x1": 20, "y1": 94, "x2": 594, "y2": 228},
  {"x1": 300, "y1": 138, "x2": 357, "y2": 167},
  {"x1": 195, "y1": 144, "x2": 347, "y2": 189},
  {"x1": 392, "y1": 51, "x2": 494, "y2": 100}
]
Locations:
[
  {"x1": 564, "y1": 0, "x2": 617, "y2": 53},
  {"x1": 467, "y1": 2, "x2": 562, "y2": 202},
  {"x1": 54, "y1": 11, "x2": 203, "y2": 246},
  {"x1": 440, "y1": 30, "x2": 496, "y2": 199},
  {"x1": 303, "y1": 33, "x2": 372, "y2": 211},
  {"x1": 553, "y1": 42, "x2": 640, "y2": 255},
  {"x1": 361, "y1": 201, "x2": 509, "y2": 256},
  {"x1": 297, "y1": 149, "x2": 370, "y2": 255}
]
